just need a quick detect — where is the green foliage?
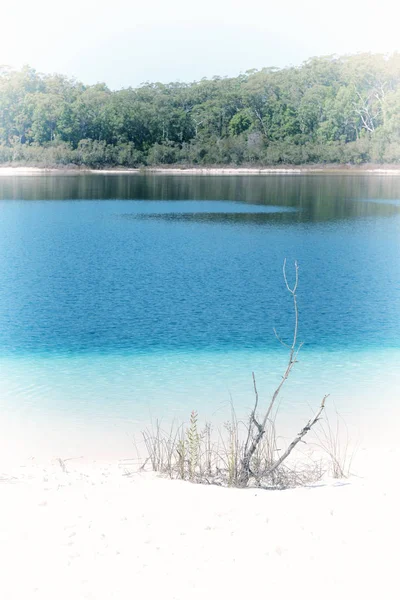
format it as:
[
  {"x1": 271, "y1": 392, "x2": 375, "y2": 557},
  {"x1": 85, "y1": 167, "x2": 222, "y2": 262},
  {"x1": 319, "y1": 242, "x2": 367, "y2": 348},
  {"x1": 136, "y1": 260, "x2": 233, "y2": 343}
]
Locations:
[
  {"x1": 187, "y1": 410, "x2": 200, "y2": 481},
  {"x1": 1, "y1": 54, "x2": 400, "y2": 167},
  {"x1": 229, "y1": 110, "x2": 252, "y2": 136},
  {"x1": 174, "y1": 411, "x2": 201, "y2": 481}
]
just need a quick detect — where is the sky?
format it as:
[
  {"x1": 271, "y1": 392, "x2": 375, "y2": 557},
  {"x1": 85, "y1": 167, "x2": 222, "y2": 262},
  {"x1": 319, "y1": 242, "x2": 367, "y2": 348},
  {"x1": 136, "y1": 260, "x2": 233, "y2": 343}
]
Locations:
[{"x1": 1, "y1": 0, "x2": 399, "y2": 89}]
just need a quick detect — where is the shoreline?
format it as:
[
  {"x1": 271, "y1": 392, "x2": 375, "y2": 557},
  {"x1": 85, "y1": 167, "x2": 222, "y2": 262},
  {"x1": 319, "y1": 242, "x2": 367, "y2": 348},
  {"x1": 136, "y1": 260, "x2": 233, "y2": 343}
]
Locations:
[{"x1": 1, "y1": 164, "x2": 400, "y2": 176}]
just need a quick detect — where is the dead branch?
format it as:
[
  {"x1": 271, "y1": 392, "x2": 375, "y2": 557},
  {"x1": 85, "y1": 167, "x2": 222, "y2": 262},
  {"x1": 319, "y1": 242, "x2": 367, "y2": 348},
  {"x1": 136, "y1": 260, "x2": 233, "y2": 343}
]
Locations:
[
  {"x1": 243, "y1": 371, "x2": 263, "y2": 477},
  {"x1": 239, "y1": 259, "x2": 303, "y2": 486},
  {"x1": 266, "y1": 395, "x2": 328, "y2": 475}
]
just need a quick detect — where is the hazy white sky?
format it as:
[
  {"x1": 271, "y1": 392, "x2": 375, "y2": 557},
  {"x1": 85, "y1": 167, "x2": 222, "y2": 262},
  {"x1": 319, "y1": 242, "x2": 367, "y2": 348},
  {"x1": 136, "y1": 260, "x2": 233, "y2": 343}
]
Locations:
[{"x1": 1, "y1": 0, "x2": 399, "y2": 89}]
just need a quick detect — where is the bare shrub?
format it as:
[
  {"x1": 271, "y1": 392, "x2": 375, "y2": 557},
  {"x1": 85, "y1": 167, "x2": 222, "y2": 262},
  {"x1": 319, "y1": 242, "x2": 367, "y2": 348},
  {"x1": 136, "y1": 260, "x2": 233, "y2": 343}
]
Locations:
[
  {"x1": 238, "y1": 260, "x2": 327, "y2": 487},
  {"x1": 140, "y1": 409, "x2": 326, "y2": 488},
  {"x1": 141, "y1": 261, "x2": 332, "y2": 489}
]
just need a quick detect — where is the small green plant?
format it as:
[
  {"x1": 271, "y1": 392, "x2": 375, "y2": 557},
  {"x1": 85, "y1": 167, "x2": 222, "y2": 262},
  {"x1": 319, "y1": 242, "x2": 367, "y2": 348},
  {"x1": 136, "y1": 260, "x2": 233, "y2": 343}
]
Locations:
[{"x1": 187, "y1": 410, "x2": 200, "y2": 480}]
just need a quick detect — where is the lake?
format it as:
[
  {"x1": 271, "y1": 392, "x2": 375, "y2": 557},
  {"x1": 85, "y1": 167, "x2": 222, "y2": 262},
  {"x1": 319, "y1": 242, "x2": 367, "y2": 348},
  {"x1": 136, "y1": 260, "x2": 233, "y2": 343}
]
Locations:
[{"x1": 0, "y1": 173, "x2": 399, "y2": 460}]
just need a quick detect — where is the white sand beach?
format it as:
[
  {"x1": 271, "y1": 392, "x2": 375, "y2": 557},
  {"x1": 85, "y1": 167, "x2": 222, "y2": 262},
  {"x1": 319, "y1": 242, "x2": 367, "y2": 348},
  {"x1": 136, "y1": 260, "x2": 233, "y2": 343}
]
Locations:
[{"x1": 0, "y1": 446, "x2": 398, "y2": 600}]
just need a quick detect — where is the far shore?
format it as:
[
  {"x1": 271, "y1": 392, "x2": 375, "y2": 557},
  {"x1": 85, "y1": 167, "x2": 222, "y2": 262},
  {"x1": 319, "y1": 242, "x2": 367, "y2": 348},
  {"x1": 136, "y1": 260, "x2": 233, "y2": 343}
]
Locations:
[{"x1": 1, "y1": 164, "x2": 400, "y2": 176}]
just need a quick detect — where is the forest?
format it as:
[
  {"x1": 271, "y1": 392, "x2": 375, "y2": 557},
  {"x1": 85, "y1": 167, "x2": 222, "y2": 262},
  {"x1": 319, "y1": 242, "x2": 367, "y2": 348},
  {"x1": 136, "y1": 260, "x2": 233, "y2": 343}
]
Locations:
[{"x1": 1, "y1": 53, "x2": 400, "y2": 167}]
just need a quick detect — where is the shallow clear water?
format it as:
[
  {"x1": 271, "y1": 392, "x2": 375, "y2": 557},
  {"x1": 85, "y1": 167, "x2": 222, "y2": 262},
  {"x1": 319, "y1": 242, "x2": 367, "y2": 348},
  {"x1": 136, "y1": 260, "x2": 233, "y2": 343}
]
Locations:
[{"x1": 0, "y1": 173, "x2": 399, "y2": 457}]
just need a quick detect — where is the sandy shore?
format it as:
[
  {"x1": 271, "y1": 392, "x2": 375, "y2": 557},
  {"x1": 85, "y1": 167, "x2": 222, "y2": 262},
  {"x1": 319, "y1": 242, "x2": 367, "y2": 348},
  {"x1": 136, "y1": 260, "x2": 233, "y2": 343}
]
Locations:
[
  {"x1": 1, "y1": 165, "x2": 400, "y2": 176},
  {"x1": 0, "y1": 448, "x2": 398, "y2": 600}
]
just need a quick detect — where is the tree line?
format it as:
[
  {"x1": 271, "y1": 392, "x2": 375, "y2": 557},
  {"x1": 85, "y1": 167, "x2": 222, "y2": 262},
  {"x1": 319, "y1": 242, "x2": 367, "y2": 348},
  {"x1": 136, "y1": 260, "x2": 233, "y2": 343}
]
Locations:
[{"x1": 1, "y1": 53, "x2": 400, "y2": 168}]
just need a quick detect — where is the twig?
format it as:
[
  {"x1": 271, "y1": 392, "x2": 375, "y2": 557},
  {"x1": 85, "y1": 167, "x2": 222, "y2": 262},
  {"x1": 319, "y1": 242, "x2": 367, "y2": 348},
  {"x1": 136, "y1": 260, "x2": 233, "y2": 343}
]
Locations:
[{"x1": 266, "y1": 395, "x2": 328, "y2": 475}]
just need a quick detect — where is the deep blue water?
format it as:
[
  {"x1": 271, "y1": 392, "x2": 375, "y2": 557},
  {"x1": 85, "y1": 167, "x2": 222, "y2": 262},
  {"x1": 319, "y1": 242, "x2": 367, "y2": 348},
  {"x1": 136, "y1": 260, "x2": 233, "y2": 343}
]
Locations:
[
  {"x1": 0, "y1": 174, "x2": 399, "y2": 357},
  {"x1": 0, "y1": 173, "x2": 400, "y2": 448}
]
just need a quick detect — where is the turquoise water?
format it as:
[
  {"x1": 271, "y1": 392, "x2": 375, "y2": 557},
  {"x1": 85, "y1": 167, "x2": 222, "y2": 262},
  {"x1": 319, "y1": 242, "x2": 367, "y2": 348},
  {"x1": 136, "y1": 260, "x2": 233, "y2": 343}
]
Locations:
[{"x1": 0, "y1": 174, "x2": 399, "y2": 456}]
